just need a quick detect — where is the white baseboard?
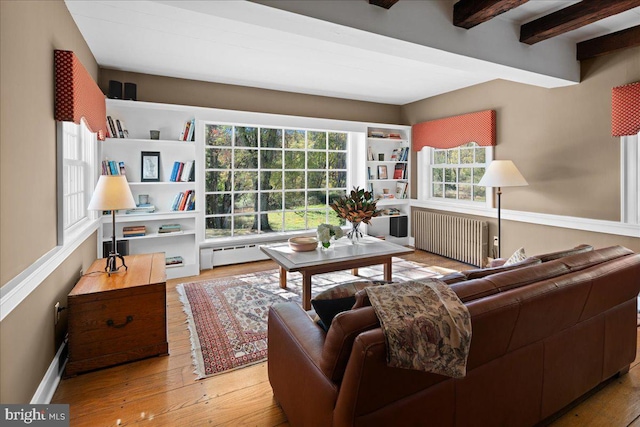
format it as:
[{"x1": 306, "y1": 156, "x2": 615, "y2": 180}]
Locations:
[{"x1": 31, "y1": 341, "x2": 67, "y2": 404}]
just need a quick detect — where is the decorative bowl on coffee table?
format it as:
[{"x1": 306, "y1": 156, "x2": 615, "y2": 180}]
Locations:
[{"x1": 288, "y1": 237, "x2": 318, "y2": 252}]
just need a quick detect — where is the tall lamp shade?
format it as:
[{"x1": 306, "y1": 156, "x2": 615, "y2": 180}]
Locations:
[
  {"x1": 88, "y1": 175, "x2": 136, "y2": 274},
  {"x1": 478, "y1": 160, "x2": 528, "y2": 258}
]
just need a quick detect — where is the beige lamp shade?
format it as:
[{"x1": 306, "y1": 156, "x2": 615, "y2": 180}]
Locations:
[
  {"x1": 478, "y1": 160, "x2": 528, "y2": 188},
  {"x1": 88, "y1": 175, "x2": 136, "y2": 211}
]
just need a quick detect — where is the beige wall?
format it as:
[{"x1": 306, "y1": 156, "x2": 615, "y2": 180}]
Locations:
[
  {"x1": 403, "y1": 47, "x2": 640, "y2": 256},
  {"x1": 0, "y1": 0, "x2": 98, "y2": 285},
  {"x1": 0, "y1": 0, "x2": 98, "y2": 403},
  {"x1": 99, "y1": 69, "x2": 402, "y2": 125}
]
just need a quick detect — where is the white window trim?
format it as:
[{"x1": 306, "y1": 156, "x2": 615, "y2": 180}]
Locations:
[
  {"x1": 417, "y1": 145, "x2": 494, "y2": 211},
  {"x1": 621, "y1": 131, "x2": 640, "y2": 225}
]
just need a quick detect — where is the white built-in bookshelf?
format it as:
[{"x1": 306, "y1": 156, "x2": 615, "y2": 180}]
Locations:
[
  {"x1": 365, "y1": 127, "x2": 411, "y2": 245},
  {"x1": 101, "y1": 99, "x2": 202, "y2": 279}
]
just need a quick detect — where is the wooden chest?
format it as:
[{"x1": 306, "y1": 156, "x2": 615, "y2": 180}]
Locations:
[{"x1": 66, "y1": 253, "x2": 169, "y2": 376}]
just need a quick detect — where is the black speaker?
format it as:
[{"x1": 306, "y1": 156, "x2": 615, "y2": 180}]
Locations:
[
  {"x1": 102, "y1": 240, "x2": 129, "y2": 256},
  {"x1": 389, "y1": 215, "x2": 408, "y2": 238},
  {"x1": 108, "y1": 80, "x2": 123, "y2": 99},
  {"x1": 124, "y1": 82, "x2": 137, "y2": 101}
]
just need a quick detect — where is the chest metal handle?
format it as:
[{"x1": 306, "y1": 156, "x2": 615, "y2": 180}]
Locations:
[{"x1": 106, "y1": 315, "x2": 133, "y2": 328}]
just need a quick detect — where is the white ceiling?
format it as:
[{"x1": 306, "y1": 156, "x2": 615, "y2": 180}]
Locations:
[{"x1": 65, "y1": 0, "x2": 640, "y2": 105}]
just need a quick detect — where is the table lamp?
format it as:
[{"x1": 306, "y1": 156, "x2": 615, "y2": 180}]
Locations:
[
  {"x1": 478, "y1": 160, "x2": 528, "y2": 258},
  {"x1": 88, "y1": 175, "x2": 137, "y2": 274}
]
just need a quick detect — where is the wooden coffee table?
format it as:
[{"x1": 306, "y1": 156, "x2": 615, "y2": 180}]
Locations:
[{"x1": 260, "y1": 236, "x2": 413, "y2": 310}]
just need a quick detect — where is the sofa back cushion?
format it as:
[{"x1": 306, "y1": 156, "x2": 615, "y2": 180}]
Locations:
[
  {"x1": 463, "y1": 257, "x2": 541, "y2": 280},
  {"x1": 535, "y1": 244, "x2": 593, "y2": 262}
]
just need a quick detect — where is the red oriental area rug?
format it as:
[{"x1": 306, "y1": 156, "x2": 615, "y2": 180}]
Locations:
[{"x1": 177, "y1": 259, "x2": 455, "y2": 379}]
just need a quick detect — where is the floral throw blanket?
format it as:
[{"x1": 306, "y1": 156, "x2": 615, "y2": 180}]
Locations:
[{"x1": 365, "y1": 279, "x2": 472, "y2": 378}]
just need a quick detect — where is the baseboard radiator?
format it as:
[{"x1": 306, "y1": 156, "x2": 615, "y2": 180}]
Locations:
[
  {"x1": 200, "y1": 241, "x2": 287, "y2": 269},
  {"x1": 414, "y1": 211, "x2": 488, "y2": 267}
]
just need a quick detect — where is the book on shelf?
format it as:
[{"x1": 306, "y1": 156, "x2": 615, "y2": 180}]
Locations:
[
  {"x1": 369, "y1": 131, "x2": 385, "y2": 138},
  {"x1": 107, "y1": 116, "x2": 118, "y2": 138},
  {"x1": 382, "y1": 207, "x2": 401, "y2": 216},
  {"x1": 388, "y1": 133, "x2": 402, "y2": 139},
  {"x1": 395, "y1": 181, "x2": 408, "y2": 199},
  {"x1": 123, "y1": 225, "x2": 146, "y2": 237},
  {"x1": 393, "y1": 163, "x2": 406, "y2": 179},
  {"x1": 125, "y1": 204, "x2": 156, "y2": 214},
  {"x1": 180, "y1": 118, "x2": 196, "y2": 141},
  {"x1": 390, "y1": 148, "x2": 399, "y2": 161},
  {"x1": 159, "y1": 224, "x2": 182, "y2": 233},
  {"x1": 186, "y1": 118, "x2": 195, "y2": 141},
  {"x1": 180, "y1": 160, "x2": 194, "y2": 182},
  {"x1": 102, "y1": 160, "x2": 125, "y2": 176},
  {"x1": 165, "y1": 255, "x2": 184, "y2": 266},
  {"x1": 171, "y1": 190, "x2": 195, "y2": 211},
  {"x1": 105, "y1": 116, "x2": 129, "y2": 139}
]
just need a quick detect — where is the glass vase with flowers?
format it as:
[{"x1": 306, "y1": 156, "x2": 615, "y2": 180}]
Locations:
[{"x1": 330, "y1": 187, "x2": 380, "y2": 244}]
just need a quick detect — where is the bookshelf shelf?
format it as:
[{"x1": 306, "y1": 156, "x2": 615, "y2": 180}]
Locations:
[{"x1": 101, "y1": 230, "x2": 196, "y2": 242}]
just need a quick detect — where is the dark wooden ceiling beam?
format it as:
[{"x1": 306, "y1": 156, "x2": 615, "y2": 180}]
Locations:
[
  {"x1": 520, "y1": 0, "x2": 640, "y2": 45},
  {"x1": 453, "y1": 0, "x2": 529, "y2": 29},
  {"x1": 577, "y1": 25, "x2": 640, "y2": 60},
  {"x1": 369, "y1": 0, "x2": 399, "y2": 9}
]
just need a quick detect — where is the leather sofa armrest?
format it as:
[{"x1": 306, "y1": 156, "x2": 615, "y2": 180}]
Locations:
[
  {"x1": 267, "y1": 302, "x2": 338, "y2": 427},
  {"x1": 268, "y1": 302, "x2": 326, "y2": 367}
]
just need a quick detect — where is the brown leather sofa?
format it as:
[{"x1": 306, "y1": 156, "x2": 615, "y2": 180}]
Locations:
[{"x1": 268, "y1": 246, "x2": 640, "y2": 426}]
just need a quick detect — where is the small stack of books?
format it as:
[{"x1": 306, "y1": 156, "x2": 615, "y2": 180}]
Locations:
[
  {"x1": 123, "y1": 225, "x2": 146, "y2": 238},
  {"x1": 165, "y1": 255, "x2": 184, "y2": 267},
  {"x1": 159, "y1": 224, "x2": 182, "y2": 234},
  {"x1": 125, "y1": 204, "x2": 156, "y2": 214}
]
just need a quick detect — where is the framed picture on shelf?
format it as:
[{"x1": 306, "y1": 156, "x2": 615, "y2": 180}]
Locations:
[
  {"x1": 141, "y1": 151, "x2": 160, "y2": 182},
  {"x1": 377, "y1": 165, "x2": 388, "y2": 180}
]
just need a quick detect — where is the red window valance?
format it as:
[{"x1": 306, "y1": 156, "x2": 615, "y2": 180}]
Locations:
[
  {"x1": 412, "y1": 110, "x2": 496, "y2": 151},
  {"x1": 612, "y1": 81, "x2": 640, "y2": 137},
  {"x1": 54, "y1": 50, "x2": 107, "y2": 140}
]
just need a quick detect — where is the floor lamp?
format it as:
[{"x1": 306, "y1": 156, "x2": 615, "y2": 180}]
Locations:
[
  {"x1": 88, "y1": 175, "x2": 137, "y2": 275},
  {"x1": 478, "y1": 160, "x2": 528, "y2": 258}
]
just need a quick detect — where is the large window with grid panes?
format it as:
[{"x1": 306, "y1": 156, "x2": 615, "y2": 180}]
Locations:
[{"x1": 203, "y1": 124, "x2": 349, "y2": 238}]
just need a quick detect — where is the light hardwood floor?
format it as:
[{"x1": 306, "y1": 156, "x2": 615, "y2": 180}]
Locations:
[{"x1": 51, "y1": 250, "x2": 640, "y2": 426}]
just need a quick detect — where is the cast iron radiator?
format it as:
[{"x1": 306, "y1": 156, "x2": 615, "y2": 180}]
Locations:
[{"x1": 413, "y1": 211, "x2": 488, "y2": 267}]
